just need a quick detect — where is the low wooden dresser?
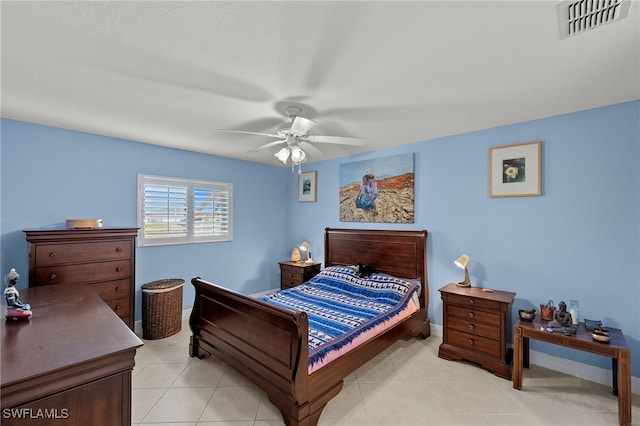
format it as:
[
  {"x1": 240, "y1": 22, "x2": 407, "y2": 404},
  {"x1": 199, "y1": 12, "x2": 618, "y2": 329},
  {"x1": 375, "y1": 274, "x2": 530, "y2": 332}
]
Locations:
[
  {"x1": 438, "y1": 283, "x2": 515, "y2": 379},
  {"x1": 278, "y1": 261, "x2": 321, "y2": 290},
  {"x1": 25, "y1": 227, "x2": 137, "y2": 329},
  {"x1": 1, "y1": 285, "x2": 143, "y2": 425}
]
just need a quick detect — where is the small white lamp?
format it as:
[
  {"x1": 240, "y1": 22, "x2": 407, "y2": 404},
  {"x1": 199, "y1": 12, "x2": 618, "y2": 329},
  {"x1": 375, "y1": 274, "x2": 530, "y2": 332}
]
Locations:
[
  {"x1": 299, "y1": 241, "x2": 311, "y2": 262},
  {"x1": 454, "y1": 254, "x2": 471, "y2": 287}
]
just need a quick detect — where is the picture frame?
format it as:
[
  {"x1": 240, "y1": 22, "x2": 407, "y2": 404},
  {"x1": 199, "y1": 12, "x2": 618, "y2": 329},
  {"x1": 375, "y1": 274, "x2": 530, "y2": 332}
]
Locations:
[
  {"x1": 489, "y1": 141, "x2": 541, "y2": 197},
  {"x1": 298, "y1": 171, "x2": 317, "y2": 202}
]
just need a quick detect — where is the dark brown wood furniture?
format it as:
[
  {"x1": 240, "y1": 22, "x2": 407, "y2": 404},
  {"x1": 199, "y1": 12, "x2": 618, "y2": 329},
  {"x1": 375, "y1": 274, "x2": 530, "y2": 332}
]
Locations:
[
  {"x1": 279, "y1": 261, "x2": 322, "y2": 289},
  {"x1": 438, "y1": 283, "x2": 515, "y2": 379},
  {"x1": 513, "y1": 318, "x2": 632, "y2": 426},
  {"x1": 25, "y1": 227, "x2": 137, "y2": 329},
  {"x1": 1, "y1": 284, "x2": 143, "y2": 426},
  {"x1": 189, "y1": 228, "x2": 430, "y2": 426}
]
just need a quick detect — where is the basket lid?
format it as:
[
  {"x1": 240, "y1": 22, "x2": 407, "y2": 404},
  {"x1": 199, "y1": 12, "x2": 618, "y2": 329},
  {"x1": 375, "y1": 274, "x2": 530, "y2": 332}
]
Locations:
[{"x1": 141, "y1": 278, "x2": 185, "y2": 292}]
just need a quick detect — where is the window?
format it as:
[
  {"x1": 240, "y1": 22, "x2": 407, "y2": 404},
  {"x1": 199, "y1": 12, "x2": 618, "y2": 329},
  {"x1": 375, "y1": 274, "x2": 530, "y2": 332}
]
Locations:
[{"x1": 137, "y1": 175, "x2": 232, "y2": 247}]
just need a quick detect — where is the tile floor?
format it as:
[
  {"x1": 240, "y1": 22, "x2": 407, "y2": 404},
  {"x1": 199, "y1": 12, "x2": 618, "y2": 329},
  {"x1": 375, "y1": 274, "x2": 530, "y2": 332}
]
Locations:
[{"x1": 132, "y1": 320, "x2": 639, "y2": 425}]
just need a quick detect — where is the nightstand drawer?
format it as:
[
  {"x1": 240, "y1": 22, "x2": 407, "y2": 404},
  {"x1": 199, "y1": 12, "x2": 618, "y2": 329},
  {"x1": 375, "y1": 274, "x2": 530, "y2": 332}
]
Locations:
[
  {"x1": 445, "y1": 293, "x2": 501, "y2": 311},
  {"x1": 448, "y1": 316, "x2": 501, "y2": 340},
  {"x1": 448, "y1": 305, "x2": 500, "y2": 325},
  {"x1": 448, "y1": 328, "x2": 501, "y2": 358}
]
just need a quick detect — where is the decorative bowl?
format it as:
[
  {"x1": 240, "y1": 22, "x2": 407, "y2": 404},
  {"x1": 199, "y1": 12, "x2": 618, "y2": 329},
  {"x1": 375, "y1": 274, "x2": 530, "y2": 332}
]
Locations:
[
  {"x1": 591, "y1": 327, "x2": 610, "y2": 343},
  {"x1": 518, "y1": 309, "x2": 536, "y2": 322}
]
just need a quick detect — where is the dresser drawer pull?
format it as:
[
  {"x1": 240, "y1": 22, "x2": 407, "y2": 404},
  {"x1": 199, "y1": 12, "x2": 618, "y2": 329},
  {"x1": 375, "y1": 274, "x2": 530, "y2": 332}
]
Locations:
[
  {"x1": 468, "y1": 339, "x2": 475, "y2": 345},
  {"x1": 49, "y1": 274, "x2": 57, "y2": 280},
  {"x1": 468, "y1": 299, "x2": 475, "y2": 304},
  {"x1": 468, "y1": 324, "x2": 475, "y2": 330},
  {"x1": 467, "y1": 312, "x2": 475, "y2": 318},
  {"x1": 115, "y1": 247, "x2": 122, "y2": 253},
  {"x1": 114, "y1": 305, "x2": 121, "y2": 312},
  {"x1": 115, "y1": 286, "x2": 121, "y2": 292},
  {"x1": 116, "y1": 266, "x2": 122, "y2": 272},
  {"x1": 49, "y1": 252, "x2": 57, "y2": 257}
]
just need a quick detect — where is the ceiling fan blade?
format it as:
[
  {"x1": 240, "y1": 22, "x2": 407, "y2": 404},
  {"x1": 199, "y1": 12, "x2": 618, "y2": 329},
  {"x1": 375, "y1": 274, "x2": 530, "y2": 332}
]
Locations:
[
  {"x1": 218, "y1": 129, "x2": 280, "y2": 138},
  {"x1": 299, "y1": 141, "x2": 324, "y2": 157},
  {"x1": 305, "y1": 135, "x2": 365, "y2": 146},
  {"x1": 245, "y1": 139, "x2": 287, "y2": 153},
  {"x1": 289, "y1": 116, "x2": 317, "y2": 136}
]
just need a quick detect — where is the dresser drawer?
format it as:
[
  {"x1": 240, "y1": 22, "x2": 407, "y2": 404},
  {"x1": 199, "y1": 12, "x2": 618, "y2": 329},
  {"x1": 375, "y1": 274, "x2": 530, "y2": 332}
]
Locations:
[
  {"x1": 103, "y1": 296, "x2": 131, "y2": 318},
  {"x1": 447, "y1": 316, "x2": 501, "y2": 340},
  {"x1": 448, "y1": 328, "x2": 501, "y2": 359},
  {"x1": 445, "y1": 293, "x2": 501, "y2": 311},
  {"x1": 448, "y1": 304, "x2": 500, "y2": 325},
  {"x1": 34, "y1": 260, "x2": 131, "y2": 286},
  {"x1": 90, "y1": 279, "x2": 131, "y2": 302},
  {"x1": 34, "y1": 241, "x2": 132, "y2": 266}
]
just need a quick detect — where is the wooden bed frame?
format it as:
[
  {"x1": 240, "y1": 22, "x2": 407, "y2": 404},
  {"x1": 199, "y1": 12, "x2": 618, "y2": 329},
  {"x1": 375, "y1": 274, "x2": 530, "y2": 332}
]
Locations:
[{"x1": 189, "y1": 228, "x2": 430, "y2": 425}]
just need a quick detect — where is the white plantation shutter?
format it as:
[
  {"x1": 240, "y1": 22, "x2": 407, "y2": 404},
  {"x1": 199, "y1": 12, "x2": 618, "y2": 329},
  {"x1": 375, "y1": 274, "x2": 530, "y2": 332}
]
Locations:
[{"x1": 138, "y1": 175, "x2": 233, "y2": 246}]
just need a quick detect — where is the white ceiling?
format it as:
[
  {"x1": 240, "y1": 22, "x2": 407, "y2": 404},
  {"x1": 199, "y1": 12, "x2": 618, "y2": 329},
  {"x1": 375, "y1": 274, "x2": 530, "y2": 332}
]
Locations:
[{"x1": 2, "y1": 1, "x2": 639, "y2": 167}]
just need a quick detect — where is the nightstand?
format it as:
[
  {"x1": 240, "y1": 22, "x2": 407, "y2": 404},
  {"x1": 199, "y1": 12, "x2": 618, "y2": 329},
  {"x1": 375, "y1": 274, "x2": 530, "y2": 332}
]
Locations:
[
  {"x1": 279, "y1": 261, "x2": 321, "y2": 290},
  {"x1": 438, "y1": 283, "x2": 515, "y2": 379}
]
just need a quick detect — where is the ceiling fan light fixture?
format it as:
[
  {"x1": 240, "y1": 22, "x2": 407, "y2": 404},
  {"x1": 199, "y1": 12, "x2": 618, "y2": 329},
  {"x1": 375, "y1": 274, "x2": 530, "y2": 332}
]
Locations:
[
  {"x1": 275, "y1": 147, "x2": 290, "y2": 163},
  {"x1": 291, "y1": 146, "x2": 306, "y2": 164}
]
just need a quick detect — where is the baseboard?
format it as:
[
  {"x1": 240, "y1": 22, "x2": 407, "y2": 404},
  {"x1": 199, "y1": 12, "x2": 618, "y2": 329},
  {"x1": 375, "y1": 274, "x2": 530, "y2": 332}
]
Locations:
[{"x1": 430, "y1": 323, "x2": 639, "y2": 395}]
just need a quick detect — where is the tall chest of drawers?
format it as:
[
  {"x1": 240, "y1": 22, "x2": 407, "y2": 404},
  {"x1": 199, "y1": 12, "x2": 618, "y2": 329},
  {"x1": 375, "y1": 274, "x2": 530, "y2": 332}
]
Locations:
[
  {"x1": 25, "y1": 228, "x2": 137, "y2": 329},
  {"x1": 438, "y1": 283, "x2": 515, "y2": 379}
]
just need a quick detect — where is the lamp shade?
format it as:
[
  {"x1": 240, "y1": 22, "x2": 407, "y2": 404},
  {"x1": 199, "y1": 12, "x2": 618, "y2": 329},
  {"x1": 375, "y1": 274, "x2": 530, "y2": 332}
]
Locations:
[
  {"x1": 454, "y1": 254, "x2": 469, "y2": 269},
  {"x1": 275, "y1": 147, "x2": 290, "y2": 163},
  {"x1": 291, "y1": 146, "x2": 306, "y2": 163}
]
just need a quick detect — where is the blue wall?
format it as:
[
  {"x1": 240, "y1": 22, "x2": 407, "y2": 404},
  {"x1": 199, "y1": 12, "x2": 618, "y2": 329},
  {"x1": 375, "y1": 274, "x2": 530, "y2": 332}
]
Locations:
[
  {"x1": 0, "y1": 119, "x2": 290, "y2": 321},
  {"x1": 286, "y1": 101, "x2": 640, "y2": 377},
  {"x1": 2, "y1": 100, "x2": 639, "y2": 377}
]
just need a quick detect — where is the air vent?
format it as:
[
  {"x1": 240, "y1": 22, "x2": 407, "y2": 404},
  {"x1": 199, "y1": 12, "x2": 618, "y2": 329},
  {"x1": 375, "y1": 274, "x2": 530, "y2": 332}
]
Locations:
[{"x1": 559, "y1": 0, "x2": 631, "y2": 39}]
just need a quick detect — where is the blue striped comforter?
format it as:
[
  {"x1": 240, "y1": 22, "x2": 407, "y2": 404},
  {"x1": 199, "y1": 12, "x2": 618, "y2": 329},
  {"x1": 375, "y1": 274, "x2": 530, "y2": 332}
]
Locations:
[{"x1": 259, "y1": 265, "x2": 421, "y2": 367}]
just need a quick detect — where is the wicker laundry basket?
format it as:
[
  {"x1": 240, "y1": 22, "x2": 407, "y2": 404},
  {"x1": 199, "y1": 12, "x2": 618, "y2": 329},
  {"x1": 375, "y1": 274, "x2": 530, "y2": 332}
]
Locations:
[{"x1": 141, "y1": 278, "x2": 184, "y2": 340}]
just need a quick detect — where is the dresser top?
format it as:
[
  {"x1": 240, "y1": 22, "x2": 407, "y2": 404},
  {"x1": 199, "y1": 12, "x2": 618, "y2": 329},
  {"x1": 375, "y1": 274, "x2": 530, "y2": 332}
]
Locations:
[
  {"x1": 439, "y1": 283, "x2": 515, "y2": 304},
  {"x1": 1, "y1": 285, "x2": 142, "y2": 387},
  {"x1": 24, "y1": 227, "x2": 138, "y2": 242}
]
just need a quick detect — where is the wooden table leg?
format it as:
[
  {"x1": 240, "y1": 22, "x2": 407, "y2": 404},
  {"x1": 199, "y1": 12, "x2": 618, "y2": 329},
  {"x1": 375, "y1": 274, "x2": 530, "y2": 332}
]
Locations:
[
  {"x1": 617, "y1": 349, "x2": 632, "y2": 426},
  {"x1": 612, "y1": 358, "x2": 618, "y2": 396},
  {"x1": 512, "y1": 325, "x2": 523, "y2": 389},
  {"x1": 523, "y1": 336, "x2": 530, "y2": 368}
]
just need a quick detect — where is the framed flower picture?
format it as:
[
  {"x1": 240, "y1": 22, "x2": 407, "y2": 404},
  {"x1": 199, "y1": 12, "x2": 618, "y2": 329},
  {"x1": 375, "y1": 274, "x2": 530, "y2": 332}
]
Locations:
[
  {"x1": 298, "y1": 171, "x2": 317, "y2": 202},
  {"x1": 489, "y1": 141, "x2": 541, "y2": 197}
]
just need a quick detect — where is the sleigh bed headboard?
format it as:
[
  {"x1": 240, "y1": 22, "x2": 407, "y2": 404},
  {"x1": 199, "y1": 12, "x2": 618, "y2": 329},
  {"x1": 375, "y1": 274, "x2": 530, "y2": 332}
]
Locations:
[{"x1": 324, "y1": 228, "x2": 428, "y2": 309}]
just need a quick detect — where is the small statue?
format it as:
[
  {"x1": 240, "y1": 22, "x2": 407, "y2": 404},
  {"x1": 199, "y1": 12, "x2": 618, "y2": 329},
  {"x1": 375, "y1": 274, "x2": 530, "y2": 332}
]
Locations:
[
  {"x1": 547, "y1": 301, "x2": 576, "y2": 335},
  {"x1": 554, "y1": 301, "x2": 572, "y2": 327},
  {"x1": 4, "y1": 268, "x2": 32, "y2": 320}
]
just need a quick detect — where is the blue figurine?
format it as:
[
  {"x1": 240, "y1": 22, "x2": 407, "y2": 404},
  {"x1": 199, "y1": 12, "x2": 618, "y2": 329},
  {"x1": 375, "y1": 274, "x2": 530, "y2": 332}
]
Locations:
[{"x1": 4, "y1": 268, "x2": 32, "y2": 320}]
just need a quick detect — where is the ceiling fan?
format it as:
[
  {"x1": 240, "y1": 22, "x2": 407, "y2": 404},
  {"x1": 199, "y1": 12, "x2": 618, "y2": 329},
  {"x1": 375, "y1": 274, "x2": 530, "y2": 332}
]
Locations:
[{"x1": 219, "y1": 106, "x2": 365, "y2": 171}]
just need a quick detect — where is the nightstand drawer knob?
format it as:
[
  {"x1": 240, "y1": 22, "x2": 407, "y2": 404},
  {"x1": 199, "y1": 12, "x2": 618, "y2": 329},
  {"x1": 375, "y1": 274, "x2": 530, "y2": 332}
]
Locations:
[
  {"x1": 468, "y1": 299, "x2": 475, "y2": 304},
  {"x1": 49, "y1": 252, "x2": 57, "y2": 257},
  {"x1": 467, "y1": 312, "x2": 475, "y2": 318},
  {"x1": 115, "y1": 247, "x2": 122, "y2": 253},
  {"x1": 49, "y1": 274, "x2": 57, "y2": 280},
  {"x1": 116, "y1": 266, "x2": 122, "y2": 272},
  {"x1": 468, "y1": 324, "x2": 475, "y2": 330},
  {"x1": 468, "y1": 339, "x2": 475, "y2": 345},
  {"x1": 114, "y1": 305, "x2": 121, "y2": 312}
]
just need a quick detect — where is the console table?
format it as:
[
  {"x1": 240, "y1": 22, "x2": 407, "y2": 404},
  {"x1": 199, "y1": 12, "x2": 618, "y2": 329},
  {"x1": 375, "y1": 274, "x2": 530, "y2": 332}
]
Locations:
[
  {"x1": 513, "y1": 318, "x2": 631, "y2": 426},
  {"x1": 1, "y1": 285, "x2": 143, "y2": 425}
]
